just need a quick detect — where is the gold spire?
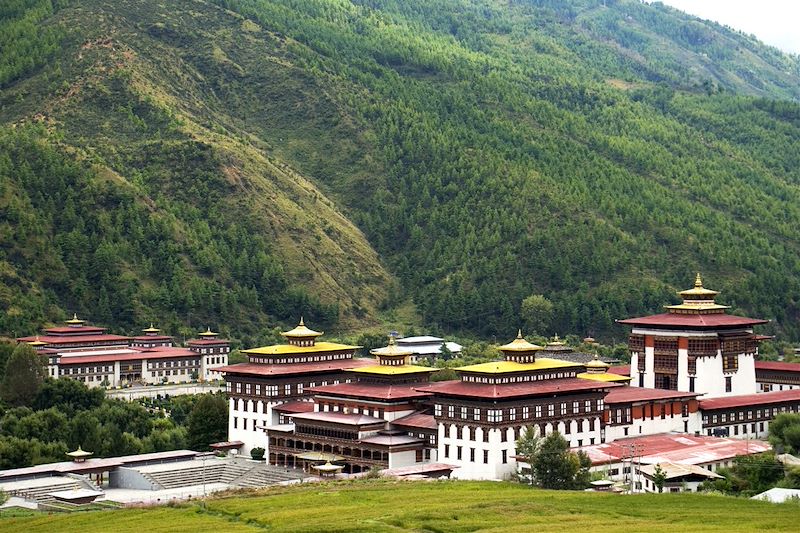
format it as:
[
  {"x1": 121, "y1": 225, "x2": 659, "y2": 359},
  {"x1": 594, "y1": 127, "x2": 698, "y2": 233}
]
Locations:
[
  {"x1": 28, "y1": 335, "x2": 48, "y2": 347},
  {"x1": 694, "y1": 272, "x2": 703, "y2": 288},
  {"x1": 65, "y1": 313, "x2": 85, "y2": 326},
  {"x1": 142, "y1": 323, "x2": 161, "y2": 334},
  {"x1": 198, "y1": 327, "x2": 218, "y2": 337},
  {"x1": 498, "y1": 330, "x2": 543, "y2": 352},
  {"x1": 585, "y1": 353, "x2": 610, "y2": 373},
  {"x1": 281, "y1": 318, "x2": 323, "y2": 338},
  {"x1": 370, "y1": 334, "x2": 413, "y2": 358}
]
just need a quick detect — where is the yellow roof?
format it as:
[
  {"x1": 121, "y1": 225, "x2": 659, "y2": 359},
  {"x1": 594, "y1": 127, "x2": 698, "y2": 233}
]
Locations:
[
  {"x1": 498, "y1": 330, "x2": 543, "y2": 352},
  {"x1": 242, "y1": 341, "x2": 360, "y2": 356},
  {"x1": 142, "y1": 324, "x2": 161, "y2": 333},
  {"x1": 28, "y1": 336, "x2": 48, "y2": 347},
  {"x1": 371, "y1": 336, "x2": 413, "y2": 357},
  {"x1": 350, "y1": 364, "x2": 437, "y2": 376},
  {"x1": 679, "y1": 273, "x2": 719, "y2": 297},
  {"x1": 65, "y1": 313, "x2": 85, "y2": 325},
  {"x1": 282, "y1": 317, "x2": 323, "y2": 338},
  {"x1": 577, "y1": 372, "x2": 632, "y2": 383},
  {"x1": 457, "y1": 358, "x2": 582, "y2": 374},
  {"x1": 198, "y1": 327, "x2": 218, "y2": 337},
  {"x1": 66, "y1": 446, "x2": 93, "y2": 458},
  {"x1": 586, "y1": 354, "x2": 610, "y2": 370}
]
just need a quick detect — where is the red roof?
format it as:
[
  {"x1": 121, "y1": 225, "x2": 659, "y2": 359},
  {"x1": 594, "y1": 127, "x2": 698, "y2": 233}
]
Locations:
[
  {"x1": 604, "y1": 386, "x2": 698, "y2": 404},
  {"x1": 579, "y1": 433, "x2": 770, "y2": 466},
  {"x1": 617, "y1": 313, "x2": 767, "y2": 329},
  {"x1": 700, "y1": 389, "x2": 800, "y2": 410},
  {"x1": 17, "y1": 334, "x2": 131, "y2": 345},
  {"x1": 755, "y1": 361, "x2": 800, "y2": 374},
  {"x1": 308, "y1": 383, "x2": 432, "y2": 401},
  {"x1": 418, "y1": 378, "x2": 620, "y2": 400},
  {"x1": 42, "y1": 326, "x2": 107, "y2": 334},
  {"x1": 608, "y1": 365, "x2": 630, "y2": 376},
  {"x1": 217, "y1": 359, "x2": 373, "y2": 377},
  {"x1": 60, "y1": 347, "x2": 197, "y2": 365},
  {"x1": 273, "y1": 401, "x2": 316, "y2": 414},
  {"x1": 187, "y1": 339, "x2": 229, "y2": 346},
  {"x1": 392, "y1": 412, "x2": 437, "y2": 431},
  {"x1": 132, "y1": 335, "x2": 174, "y2": 341}
]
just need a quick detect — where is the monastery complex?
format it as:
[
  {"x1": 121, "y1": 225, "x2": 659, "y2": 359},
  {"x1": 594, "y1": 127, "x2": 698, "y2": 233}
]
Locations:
[{"x1": 17, "y1": 275, "x2": 800, "y2": 486}]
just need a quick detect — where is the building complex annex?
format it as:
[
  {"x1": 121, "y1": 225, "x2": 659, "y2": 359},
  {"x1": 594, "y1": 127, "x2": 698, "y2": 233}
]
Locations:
[{"x1": 18, "y1": 317, "x2": 229, "y2": 387}]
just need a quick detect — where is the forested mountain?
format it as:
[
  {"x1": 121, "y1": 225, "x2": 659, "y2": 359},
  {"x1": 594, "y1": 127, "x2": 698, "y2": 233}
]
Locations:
[{"x1": 2, "y1": 0, "x2": 800, "y2": 342}]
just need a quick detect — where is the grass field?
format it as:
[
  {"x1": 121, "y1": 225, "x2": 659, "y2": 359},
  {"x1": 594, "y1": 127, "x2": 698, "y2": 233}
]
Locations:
[{"x1": 1, "y1": 479, "x2": 797, "y2": 532}]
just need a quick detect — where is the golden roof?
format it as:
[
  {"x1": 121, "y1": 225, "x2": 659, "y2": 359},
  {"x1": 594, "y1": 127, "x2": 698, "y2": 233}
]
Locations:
[
  {"x1": 281, "y1": 317, "x2": 323, "y2": 338},
  {"x1": 576, "y1": 372, "x2": 632, "y2": 383},
  {"x1": 198, "y1": 327, "x2": 218, "y2": 337},
  {"x1": 242, "y1": 341, "x2": 360, "y2": 356},
  {"x1": 667, "y1": 273, "x2": 729, "y2": 311},
  {"x1": 586, "y1": 354, "x2": 610, "y2": 370},
  {"x1": 456, "y1": 358, "x2": 582, "y2": 374},
  {"x1": 547, "y1": 334, "x2": 565, "y2": 347},
  {"x1": 679, "y1": 273, "x2": 719, "y2": 298},
  {"x1": 350, "y1": 364, "x2": 437, "y2": 376},
  {"x1": 66, "y1": 446, "x2": 93, "y2": 458},
  {"x1": 27, "y1": 336, "x2": 48, "y2": 347},
  {"x1": 497, "y1": 330, "x2": 543, "y2": 352},
  {"x1": 370, "y1": 336, "x2": 413, "y2": 358},
  {"x1": 65, "y1": 313, "x2": 85, "y2": 325},
  {"x1": 142, "y1": 323, "x2": 161, "y2": 333}
]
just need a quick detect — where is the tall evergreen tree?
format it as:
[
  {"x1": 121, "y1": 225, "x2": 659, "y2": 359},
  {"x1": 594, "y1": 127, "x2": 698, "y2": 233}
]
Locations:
[
  {"x1": 187, "y1": 393, "x2": 228, "y2": 451},
  {"x1": 0, "y1": 343, "x2": 46, "y2": 407}
]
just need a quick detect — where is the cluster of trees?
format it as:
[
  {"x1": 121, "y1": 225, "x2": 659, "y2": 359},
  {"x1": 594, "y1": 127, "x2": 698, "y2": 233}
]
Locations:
[
  {"x1": 516, "y1": 430, "x2": 592, "y2": 490},
  {"x1": 0, "y1": 342, "x2": 228, "y2": 469},
  {"x1": 0, "y1": 123, "x2": 338, "y2": 338}
]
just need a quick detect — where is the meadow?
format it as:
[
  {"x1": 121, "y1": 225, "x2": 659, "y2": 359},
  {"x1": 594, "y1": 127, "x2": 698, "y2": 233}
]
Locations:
[{"x1": 1, "y1": 479, "x2": 796, "y2": 532}]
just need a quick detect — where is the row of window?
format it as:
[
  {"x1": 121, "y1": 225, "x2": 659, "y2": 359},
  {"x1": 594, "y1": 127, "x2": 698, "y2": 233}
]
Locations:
[
  {"x1": 59, "y1": 365, "x2": 113, "y2": 375},
  {"x1": 444, "y1": 444, "x2": 499, "y2": 464},
  {"x1": 232, "y1": 417, "x2": 266, "y2": 432},
  {"x1": 443, "y1": 422, "x2": 598, "y2": 444},
  {"x1": 461, "y1": 371, "x2": 578, "y2": 385},
  {"x1": 434, "y1": 400, "x2": 602, "y2": 422},
  {"x1": 148, "y1": 360, "x2": 198, "y2": 369},
  {"x1": 249, "y1": 353, "x2": 349, "y2": 365},
  {"x1": 228, "y1": 379, "x2": 348, "y2": 397},
  {"x1": 703, "y1": 404, "x2": 799, "y2": 425}
]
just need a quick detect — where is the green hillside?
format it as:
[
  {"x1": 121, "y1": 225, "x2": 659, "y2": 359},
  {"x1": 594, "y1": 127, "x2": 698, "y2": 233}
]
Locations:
[
  {"x1": 2, "y1": 0, "x2": 800, "y2": 341},
  {"x1": 2, "y1": 480, "x2": 799, "y2": 532}
]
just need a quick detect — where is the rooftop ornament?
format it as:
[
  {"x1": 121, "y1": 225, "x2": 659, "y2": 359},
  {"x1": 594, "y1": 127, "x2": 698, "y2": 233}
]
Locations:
[
  {"x1": 198, "y1": 327, "x2": 219, "y2": 338},
  {"x1": 66, "y1": 446, "x2": 93, "y2": 463},
  {"x1": 65, "y1": 313, "x2": 86, "y2": 326}
]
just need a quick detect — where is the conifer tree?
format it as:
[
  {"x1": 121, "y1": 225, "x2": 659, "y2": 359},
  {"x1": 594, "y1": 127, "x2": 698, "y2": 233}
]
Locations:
[{"x1": 0, "y1": 343, "x2": 46, "y2": 407}]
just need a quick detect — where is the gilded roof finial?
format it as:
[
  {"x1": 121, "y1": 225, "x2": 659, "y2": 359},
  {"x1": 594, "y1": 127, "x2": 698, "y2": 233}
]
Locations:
[
  {"x1": 695, "y1": 272, "x2": 703, "y2": 288},
  {"x1": 299, "y1": 316, "x2": 305, "y2": 327},
  {"x1": 517, "y1": 329, "x2": 523, "y2": 339}
]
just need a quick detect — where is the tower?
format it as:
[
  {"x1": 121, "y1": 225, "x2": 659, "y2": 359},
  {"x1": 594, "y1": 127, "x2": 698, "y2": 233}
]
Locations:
[{"x1": 618, "y1": 274, "x2": 767, "y2": 398}]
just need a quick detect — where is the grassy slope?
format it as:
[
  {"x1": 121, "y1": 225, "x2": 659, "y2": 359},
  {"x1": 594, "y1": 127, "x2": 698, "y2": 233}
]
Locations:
[
  {"x1": 0, "y1": 0, "x2": 394, "y2": 336},
  {"x1": 2, "y1": 480, "x2": 798, "y2": 532}
]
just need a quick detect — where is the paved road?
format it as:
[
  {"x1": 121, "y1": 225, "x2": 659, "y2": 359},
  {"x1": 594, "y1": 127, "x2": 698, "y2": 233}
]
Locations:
[{"x1": 106, "y1": 382, "x2": 225, "y2": 400}]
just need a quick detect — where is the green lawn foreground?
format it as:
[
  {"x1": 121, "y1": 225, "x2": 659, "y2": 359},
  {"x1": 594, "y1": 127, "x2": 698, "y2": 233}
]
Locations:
[{"x1": 1, "y1": 480, "x2": 796, "y2": 532}]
